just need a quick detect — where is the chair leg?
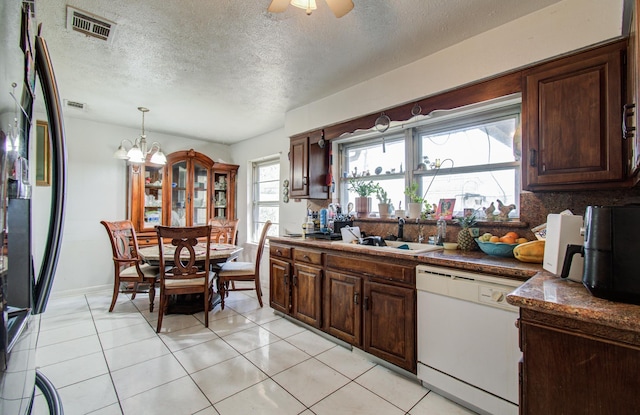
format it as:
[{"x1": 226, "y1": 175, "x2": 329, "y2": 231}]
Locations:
[
  {"x1": 109, "y1": 277, "x2": 120, "y2": 312},
  {"x1": 148, "y1": 280, "x2": 156, "y2": 313},
  {"x1": 255, "y1": 277, "x2": 263, "y2": 308},
  {"x1": 204, "y1": 283, "x2": 209, "y2": 328},
  {"x1": 156, "y1": 293, "x2": 165, "y2": 333},
  {"x1": 131, "y1": 282, "x2": 137, "y2": 300},
  {"x1": 219, "y1": 279, "x2": 226, "y2": 310}
]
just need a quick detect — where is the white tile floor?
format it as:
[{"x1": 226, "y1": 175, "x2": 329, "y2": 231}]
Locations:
[{"x1": 30, "y1": 286, "x2": 477, "y2": 415}]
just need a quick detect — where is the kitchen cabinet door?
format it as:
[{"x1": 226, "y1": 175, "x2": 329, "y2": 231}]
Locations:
[
  {"x1": 519, "y1": 313, "x2": 640, "y2": 415},
  {"x1": 522, "y1": 40, "x2": 626, "y2": 190},
  {"x1": 323, "y1": 270, "x2": 361, "y2": 345},
  {"x1": 292, "y1": 263, "x2": 322, "y2": 328},
  {"x1": 363, "y1": 280, "x2": 416, "y2": 372},
  {"x1": 269, "y1": 258, "x2": 291, "y2": 314},
  {"x1": 289, "y1": 131, "x2": 328, "y2": 199}
]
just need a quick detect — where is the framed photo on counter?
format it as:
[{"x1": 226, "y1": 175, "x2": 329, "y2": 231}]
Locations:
[{"x1": 436, "y1": 198, "x2": 455, "y2": 220}]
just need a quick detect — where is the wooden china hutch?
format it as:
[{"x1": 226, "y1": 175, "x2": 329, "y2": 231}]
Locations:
[{"x1": 128, "y1": 149, "x2": 238, "y2": 245}]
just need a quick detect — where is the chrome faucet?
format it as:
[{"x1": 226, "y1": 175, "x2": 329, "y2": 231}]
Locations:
[{"x1": 398, "y1": 217, "x2": 405, "y2": 241}]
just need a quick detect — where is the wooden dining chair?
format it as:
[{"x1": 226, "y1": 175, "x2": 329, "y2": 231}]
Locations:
[
  {"x1": 155, "y1": 225, "x2": 213, "y2": 333},
  {"x1": 209, "y1": 219, "x2": 239, "y2": 245},
  {"x1": 217, "y1": 220, "x2": 272, "y2": 310},
  {"x1": 100, "y1": 220, "x2": 159, "y2": 312}
]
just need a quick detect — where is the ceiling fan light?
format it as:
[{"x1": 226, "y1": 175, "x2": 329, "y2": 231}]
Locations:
[{"x1": 291, "y1": 0, "x2": 317, "y2": 14}]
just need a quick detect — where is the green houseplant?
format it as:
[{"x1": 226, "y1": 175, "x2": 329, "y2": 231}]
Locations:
[
  {"x1": 376, "y1": 186, "x2": 392, "y2": 218},
  {"x1": 348, "y1": 178, "x2": 379, "y2": 218},
  {"x1": 404, "y1": 181, "x2": 431, "y2": 219}
]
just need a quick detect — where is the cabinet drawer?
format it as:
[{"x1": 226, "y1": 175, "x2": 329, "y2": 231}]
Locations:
[
  {"x1": 326, "y1": 254, "x2": 414, "y2": 285},
  {"x1": 136, "y1": 231, "x2": 158, "y2": 246},
  {"x1": 270, "y1": 244, "x2": 292, "y2": 259},
  {"x1": 294, "y1": 248, "x2": 323, "y2": 265}
]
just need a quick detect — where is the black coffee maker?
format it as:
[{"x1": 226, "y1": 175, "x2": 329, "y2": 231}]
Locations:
[{"x1": 561, "y1": 205, "x2": 640, "y2": 304}]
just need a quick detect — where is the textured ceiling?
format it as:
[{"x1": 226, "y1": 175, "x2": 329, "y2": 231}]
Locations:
[{"x1": 2, "y1": 0, "x2": 564, "y2": 144}]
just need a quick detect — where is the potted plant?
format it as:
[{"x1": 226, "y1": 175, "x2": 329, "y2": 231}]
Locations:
[
  {"x1": 376, "y1": 186, "x2": 392, "y2": 218},
  {"x1": 404, "y1": 181, "x2": 425, "y2": 219},
  {"x1": 348, "y1": 178, "x2": 378, "y2": 218}
]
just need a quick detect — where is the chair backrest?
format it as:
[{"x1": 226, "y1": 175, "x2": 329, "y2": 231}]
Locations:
[
  {"x1": 100, "y1": 220, "x2": 141, "y2": 269},
  {"x1": 253, "y1": 220, "x2": 272, "y2": 275},
  {"x1": 209, "y1": 219, "x2": 239, "y2": 245},
  {"x1": 156, "y1": 225, "x2": 212, "y2": 281}
]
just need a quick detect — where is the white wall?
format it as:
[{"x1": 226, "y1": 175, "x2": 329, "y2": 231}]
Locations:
[{"x1": 31, "y1": 115, "x2": 232, "y2": 297}]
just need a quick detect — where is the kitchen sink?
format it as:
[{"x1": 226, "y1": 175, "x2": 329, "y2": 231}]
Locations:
[{"x1": 331, "y1": 240, "x2": 443, "y2": 254}]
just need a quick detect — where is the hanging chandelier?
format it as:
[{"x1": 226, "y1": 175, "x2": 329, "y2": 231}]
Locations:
[{"x1": 113, "y1": 107, "x2": 166, "y2": 165}]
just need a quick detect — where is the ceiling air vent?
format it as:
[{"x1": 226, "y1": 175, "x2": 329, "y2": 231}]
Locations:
[
  {"x1": 66, "y1": 6, "x2": 117, "y2": 43},
  {"x1": 64, "y1": 100, "x2": 86, "y2": 111}
]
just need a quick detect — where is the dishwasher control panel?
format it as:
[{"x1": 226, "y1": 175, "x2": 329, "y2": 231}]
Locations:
[{"x1": 417, "y1": 264, "x2": 521, "y2": 312}]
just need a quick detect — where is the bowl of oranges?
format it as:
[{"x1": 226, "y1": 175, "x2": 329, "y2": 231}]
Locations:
[{"x1": 475, "y1": 232, "x2": 528, "y2": 258}]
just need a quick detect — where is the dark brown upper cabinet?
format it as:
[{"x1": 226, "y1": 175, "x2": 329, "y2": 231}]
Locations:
[
  {"x1": 289, "y1": 130, "x2": 329, "y2": 199},
  {"x1": 522, "y1": 40, "x2": 627, "y2": 191}
]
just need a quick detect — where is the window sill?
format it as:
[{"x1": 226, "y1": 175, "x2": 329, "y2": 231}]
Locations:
[{"x1": 352, "y1": 216, "x2": 529, "y2": 229}]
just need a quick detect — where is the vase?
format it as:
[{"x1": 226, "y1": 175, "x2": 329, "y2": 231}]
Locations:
[
  {"x1": 408, "y1": 202, "x2": 422, "y2": 219},
  {"x1": 378, "y1": 203, "x2": 391, "y2": 218},
  {"x1": 355, "y1": 197, "x2": 371, "y2": 218}
]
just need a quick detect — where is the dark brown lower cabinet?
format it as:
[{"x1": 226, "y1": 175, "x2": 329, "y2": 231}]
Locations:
[
  {"x1": 269, "y1": 257, "x2": 290, "y2": 314},
  {"x1": 363, "y1": 281, "x2": 415, "y2": 373},
  {"x1": 270, "y1": 243, "x2": 417, "y2": 373},
  {"x1": 292, "y1": 263, "x2": 322, "y2": 327},
  {"x1": 519, "y1": 309, "x2": 640, "y2": 414},
  {"x1": 323, "y1": 270, "x2": 362, "y2": 345}
]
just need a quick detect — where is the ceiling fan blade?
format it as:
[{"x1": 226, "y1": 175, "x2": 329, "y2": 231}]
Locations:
[
  {"x1": 325, "y1": 0, "x2": 354, "y2": 18},
  {"x1": 268, "y1": 0, "x2": 290, "y2": 13}
]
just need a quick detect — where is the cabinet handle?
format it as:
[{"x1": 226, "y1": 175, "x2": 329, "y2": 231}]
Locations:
[
  {"x1": 292, "y1": 275, "x2": 297, "y2": 286},
  {"x1": 303, "y1": 255, "x2": 310, "y2": 260},
  {"x1": 303, "y1": 176, "x2": 308, "y2": 185},
  {"x1": 529, "y1": 149, "x2": 537, "y2": 167},
  {"x1": 276, "y1": 249, "x2": 282, "y2": 255},
  {"x1": 283, "y1": 274, "x2": 288, "y2": 286},
  {"x1": 354, "y1": 292, "x2": 359, "y2": 305},
  {"x1": 623, "y1": 103, "x2": 636, "y2": 139},
  {"x1": 364, "y1": 296, "x2": 369, "y2": 310}
]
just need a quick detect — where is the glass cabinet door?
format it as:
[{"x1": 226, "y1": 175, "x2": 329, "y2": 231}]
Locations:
[
  {"x1": 170, "y1": 160, "x2": 187, "y2": 226},
  {"x1": 214, "y1": 172, "x2": 228, "y2": 219},
  {"x1": 143, "y1": 164, "x2": 164, "y2": 229},
  {"x1": 192, "y1": 161, "x2": 209, "y2": 226}
]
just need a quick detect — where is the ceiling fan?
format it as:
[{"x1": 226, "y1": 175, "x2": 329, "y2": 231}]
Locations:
[{"x1": 268, "y1": 0, "x2": 354, "y2": 18}]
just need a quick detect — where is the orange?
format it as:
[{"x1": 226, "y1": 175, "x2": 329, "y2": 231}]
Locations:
[
  {"x1": 504, "y1": 231, "x2": 519, "y2": 240},
  {"x1": 489, "y1": 236, "x2": 500, "y2": 243},
  {"x1": 500, "y1": 236, "x2": 516, "y2": 244}
]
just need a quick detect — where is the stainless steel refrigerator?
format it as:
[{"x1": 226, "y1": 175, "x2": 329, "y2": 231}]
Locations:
[{"x1": 0, "y1": 2, "x2": 67, "y2": 414}]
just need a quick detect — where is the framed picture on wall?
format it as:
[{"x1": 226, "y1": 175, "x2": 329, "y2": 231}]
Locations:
[
  {"x1": 35, "y1": 120, "x2": 50, "y2": 186},
  {"x1": 435, "y1": 198, "x2": 455, "y2": 220}
]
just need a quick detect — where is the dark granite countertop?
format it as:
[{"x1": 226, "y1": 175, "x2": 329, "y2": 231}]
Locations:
[
  {"x1": 507, "y1": 272, "x2": 640, "y2": 333},
  {"x1": 270, "y1": 236, "x2": 541, "y2": 281}
]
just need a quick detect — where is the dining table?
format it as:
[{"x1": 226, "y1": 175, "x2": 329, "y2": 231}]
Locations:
[{"x1": 138, "y1": 242, "x2": 243, "y2": 314}]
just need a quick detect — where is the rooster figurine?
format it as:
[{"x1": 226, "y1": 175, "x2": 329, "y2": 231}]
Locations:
[
  {"x1": 496, "y1": 199, "x2": 516, "y2": 221},
  {"x1": 483, "y1": 202, "x2": 495, "y2": 220}
]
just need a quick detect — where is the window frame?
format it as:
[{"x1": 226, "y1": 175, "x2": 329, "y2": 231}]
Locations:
[
  {"x1": 252, "y1": 157, "x2": 280, "y2": 242},
  {"x1": 337, "y1": 96, "x2": 522, "y2": 218}
]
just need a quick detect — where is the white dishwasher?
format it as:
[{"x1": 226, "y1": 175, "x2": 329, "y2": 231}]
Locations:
[{"x1": 416, "y1": 264, "x2": 521, "y2": 415}]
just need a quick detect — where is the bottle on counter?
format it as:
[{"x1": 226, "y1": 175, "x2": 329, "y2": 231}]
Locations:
[{"x1": 436, "y1": 216, "x2": 446, "y2": 246}]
